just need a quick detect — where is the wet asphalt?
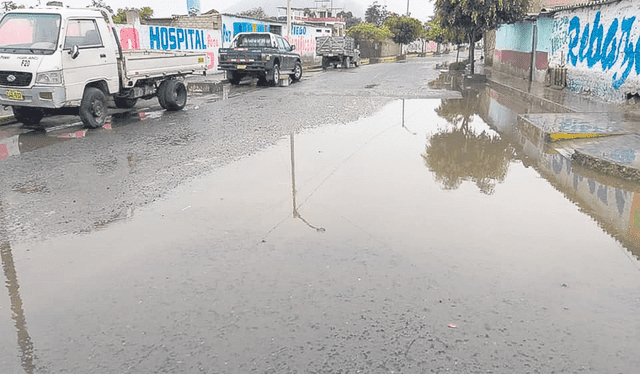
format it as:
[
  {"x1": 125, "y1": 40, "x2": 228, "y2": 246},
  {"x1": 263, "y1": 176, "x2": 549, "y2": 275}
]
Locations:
[{"x1": 1, "y1": 56, "x2": 640, "y2": 373}]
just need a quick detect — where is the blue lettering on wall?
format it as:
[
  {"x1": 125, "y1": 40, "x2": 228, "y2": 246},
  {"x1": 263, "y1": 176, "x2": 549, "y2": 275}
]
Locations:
[
  {"x1": 150, "y1": 26, "x2": 161, "y2": 49},
  {"x1": 195, "y1": 30, "x2": 203, "y2": 50},
  {"x1": 291, "y1": 26, "x2": 306, "y2": 35},
  {"x1": 169, "y1": 28, "x2": 177, "y2": 49},
  {"x1": 160, "y1": 27, "x2": 169, "y2": 50},
  {"x1": 148, "y1": 26, "x2": 207, "y2": 50},
  {"x1": 567, "y1": 11, "x2": 640, "y2": 89},
  {"x1": 177, "y1": 28, "x2": 185, "y2": 49}
]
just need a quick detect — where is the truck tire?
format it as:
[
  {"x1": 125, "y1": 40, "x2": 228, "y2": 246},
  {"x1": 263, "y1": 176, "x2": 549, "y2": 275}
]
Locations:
[
  {"x1": 158, "y1": 79, "x2": 187, "y2": 111},
  {"x1": 79, "y1": 87, "x2": 108, "y2": 128},
  {"x1": 291, "y1": 61, "x2": 302, "y2": 82},
  {"x1": 227, "y1": 71, "x2": 243, "y2": 85},
  {"x1": 114, "y1": 96, "x2": 138, "y2": 109},
  {"x1": 12, "y1": 106, "x2": 44, "y2": 126},
  {"x1": 343, "y1": 56, "x2": 351, "y2": 69},
  {"x1": 322, "y1": 56, "x2": 330, "y2": 70},
  {"x1": 270, "y1": 63, "x2": 280, "y2": 86}
]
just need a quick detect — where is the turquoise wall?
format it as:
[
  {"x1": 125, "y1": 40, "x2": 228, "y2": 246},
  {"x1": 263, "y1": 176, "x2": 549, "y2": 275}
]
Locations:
[{"x1": 495, "y1": 22, "x2": 533, "y2": 52}]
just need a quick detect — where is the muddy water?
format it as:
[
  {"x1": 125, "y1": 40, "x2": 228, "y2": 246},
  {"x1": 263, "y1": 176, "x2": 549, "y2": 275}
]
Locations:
[{"x1": 2, "y1": 99, "x2": 640, "y2": 373}]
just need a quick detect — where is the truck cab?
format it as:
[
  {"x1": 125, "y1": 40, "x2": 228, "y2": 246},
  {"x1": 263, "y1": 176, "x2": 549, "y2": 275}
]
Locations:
[
  {"x1": 218, "y1": 32, "x2": 302, "y2": 86},
  {"x1": 0, "y1": 3, "x2": 206, "y2": 128},
  {"x1": 0, "y1": 6, "x2": 119, "y2": 117}
]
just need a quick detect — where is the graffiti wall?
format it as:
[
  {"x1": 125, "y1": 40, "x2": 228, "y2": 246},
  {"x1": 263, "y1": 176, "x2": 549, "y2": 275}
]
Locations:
[
  {"x1": 115, "y1": 25, "x2": 221, "y2": 71},
  {"x1": 286, "y1": 24, "x2": 330, "y2": 64},
  {"x1": 221, "y1": 15, "x2": 273, "y2": 47},
  {"x1": 550, "y1": 0, "x2": 640, "y2": 101}
]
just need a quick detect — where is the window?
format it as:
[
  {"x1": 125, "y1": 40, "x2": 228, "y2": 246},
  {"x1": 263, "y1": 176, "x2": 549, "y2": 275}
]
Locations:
[{"x1": 64, "y1": 19, "x2": 101, "y2": 49}]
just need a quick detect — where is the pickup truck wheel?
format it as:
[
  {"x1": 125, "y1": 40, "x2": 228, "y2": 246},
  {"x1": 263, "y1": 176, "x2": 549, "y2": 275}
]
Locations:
[
  {"x1": 227, "y1": 71, "x2": 243, "y2": 85},
  {"x1": 12, "y1": 106, "x2": 44, "y2": 126},
  {"x1": 79, "y1": 87, "x2": 108, "y2": 128},
  {"x1": 270, "y1": 64, "x2": 280, "y2": 86},
  {"x1": 291, "y1": 61, "x2": 302, "y2": 82},
  {"x1": 158, "y1": 79, "x2": 187, "y2": 111},
  {"x1": 322, "y1": 57, "x2": 330, "y2": 70},
  {"x1": 114, "y1": 97, "x2": 138, "y2": 109}
]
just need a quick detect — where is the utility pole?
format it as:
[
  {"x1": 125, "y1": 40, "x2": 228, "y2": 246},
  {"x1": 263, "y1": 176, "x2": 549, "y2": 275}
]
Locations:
[
  {"x1": 406, "y1": 0, "x2": 410, "y2": 16},
  {"x1": 287, "y1": 0, "x2": 291, "y2": 38}
]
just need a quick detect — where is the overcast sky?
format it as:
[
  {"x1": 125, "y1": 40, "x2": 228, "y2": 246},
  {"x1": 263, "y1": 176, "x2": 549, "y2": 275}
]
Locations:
[{"x1": 18, "y1": 0, "x2": 434, "y2": 22}]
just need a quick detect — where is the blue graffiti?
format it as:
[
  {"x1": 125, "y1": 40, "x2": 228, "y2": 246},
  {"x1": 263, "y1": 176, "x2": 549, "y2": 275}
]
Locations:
[
  {"x1": 222, "y1": 24, "x2": 232, "y2": 43},
  {"x1": 291, "y1": 26, "x2": 306, "y2": 35},
  {"x1": 149, "y1": 26, "x2": 206, "y2": 50},
  {"x1": 567, "y1": 11, "x2": 640, "y2": 89}
]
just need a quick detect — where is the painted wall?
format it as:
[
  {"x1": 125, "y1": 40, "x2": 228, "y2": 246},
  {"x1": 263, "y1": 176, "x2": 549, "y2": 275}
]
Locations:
[
  {"x1": 550, "y1": 0, "x2": 640, "y2": 101},
  {"x1": 116, "y1": 25, "x2": 221, "y2": 71},
  {"x1": 221, "y1": 15, "x2": 272, "y2": 47},
  {"x1": 286, "y1": 24, "x2": 331, "y2": 65},
  {"x1": 493, "y1": 21, "x2": 535, "y2": 79},
  {"x1": 219, "y1": 15, "x2": 328, "y2": 65}
]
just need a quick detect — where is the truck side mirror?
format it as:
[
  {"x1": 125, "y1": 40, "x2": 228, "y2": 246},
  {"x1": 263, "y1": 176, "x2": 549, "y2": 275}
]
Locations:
[
  {"x1": 290, "y1": 45, "x2": 295, "y2": 51},
  {"x1": 69, "y1": 45, "x2": 80, "y2": 59}
]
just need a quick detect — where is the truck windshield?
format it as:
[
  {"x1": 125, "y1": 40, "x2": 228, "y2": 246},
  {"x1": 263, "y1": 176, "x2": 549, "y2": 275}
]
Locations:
[
  {"x1": 234, "y1": 34, "x2": 272, "y2": 48},
  {"x1": 0, "y1": 13, "x2": 61, "y2": 54}
]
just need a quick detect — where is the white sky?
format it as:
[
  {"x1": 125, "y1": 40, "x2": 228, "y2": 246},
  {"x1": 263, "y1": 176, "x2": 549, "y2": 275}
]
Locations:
[{"x1": 18, "y1": 1, "x2": 434, "y2": 22}]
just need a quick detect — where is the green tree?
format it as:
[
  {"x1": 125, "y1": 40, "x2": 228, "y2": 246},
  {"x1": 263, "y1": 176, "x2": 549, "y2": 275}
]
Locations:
[
  {"x1": 112, "y1": 7, "x2": 153, "y2": 24},
  {"x1": 424, "y1": 89, "x2": 515, "y2": 194},
  {"x1": 364, "y1": 1, "x2": 388, "y2": 27},
  {"x1": 384, "y1": 16, "x2": 423, "y2": 46},
  {"x1": 87, "y1": 0, "x2": 113, "y2": 14},
  {"x1": 238, "y1": 6, "x2": 268, "y2": 19},
  {"x1": 434, "y1": 0, "x2": 530, "y2": 74},
  {"x1": 337, "y1": 10, "x2": 362, "y2": 29},
  {"x1": 1, "y1": 1, "x2": 24, "y2": 11},
  {"x1": 346, "y1": 22, "x2": 392, "y2": 43}
]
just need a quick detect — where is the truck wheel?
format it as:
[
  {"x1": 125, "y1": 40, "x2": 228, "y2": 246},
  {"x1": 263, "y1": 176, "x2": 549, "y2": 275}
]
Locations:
[
  {"x1": 79, "y1": 87, "x2": 108, "y2": 128},
  {"x1": 12, "y1": 106, "x2": 44, "y2": 126},
  {"x1": 158, "y1": 79, "x2": 187, "y2": 111},
  {"x1": 291, "y1": 61, "x2": 302, "y2": 82},
  {"x1": 343, "y1": 57, "x2": 351, "y2": 69},
  {"x1": 322, "y1": 57, "x2": 330, "y2": 70},
  {"x1": 227, "y1": 71, "x2": 243, "y2": 85},
  {"x1": 114, "y1": 97, "x2": 138, "y2": 109},
  {"x1": 270, "y1": 63, "x2": 280, "y2": 86}
]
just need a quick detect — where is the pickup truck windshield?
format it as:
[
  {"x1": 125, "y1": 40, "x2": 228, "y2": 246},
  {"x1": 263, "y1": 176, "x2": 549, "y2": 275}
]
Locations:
[
  {"x1": 0, "y1": 13, "x2": 61, "y2": 54},
  {"x1": 233, "y1": 34, "x2": 273, "y2": 48}
]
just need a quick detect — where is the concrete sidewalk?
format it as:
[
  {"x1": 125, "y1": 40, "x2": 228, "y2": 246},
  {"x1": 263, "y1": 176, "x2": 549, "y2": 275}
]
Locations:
[{"x1": 485, "y1": 67, "x2": 640, "y2": 182}]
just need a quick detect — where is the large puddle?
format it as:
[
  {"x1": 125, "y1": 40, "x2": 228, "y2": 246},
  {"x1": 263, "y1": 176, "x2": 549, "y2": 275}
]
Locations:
[{"x1": 2, "y1": 89, "x2": 640, "y2": 372}]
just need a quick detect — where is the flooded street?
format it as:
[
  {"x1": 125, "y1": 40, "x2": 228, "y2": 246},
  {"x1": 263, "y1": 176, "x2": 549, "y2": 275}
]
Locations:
[{"x1": 2, "y1": 60, "x2": 640, "y2": 373}]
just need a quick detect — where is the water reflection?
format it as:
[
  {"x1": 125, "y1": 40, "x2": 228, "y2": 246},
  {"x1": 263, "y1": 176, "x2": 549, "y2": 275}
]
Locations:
[
  {"x1": 424, "y1": 88, "x2": 515, "y2": 194},
  {"x1": 290, "y1": 133, "x2": 325, "y2": 232},
  {"x1": 440, "y1": 71, "x2": 640, "y2": 258},
  {"x1": 0, "y1": 199, "x2": 35, "y2": 374}
]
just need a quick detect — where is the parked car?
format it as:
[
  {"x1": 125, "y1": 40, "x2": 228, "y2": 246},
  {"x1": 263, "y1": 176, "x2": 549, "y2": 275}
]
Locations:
[{"x1": 218, "y1": 32, "x2": 302, "y2": 86}]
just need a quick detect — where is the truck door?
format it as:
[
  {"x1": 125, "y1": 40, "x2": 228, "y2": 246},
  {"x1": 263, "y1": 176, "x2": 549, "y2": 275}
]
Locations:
[
  {"x1": 276, "y1": 36, "x2": 294, "y2": 72},
  {"x1": 61, "y1": 18, "x2": 118, "y2": 102}
]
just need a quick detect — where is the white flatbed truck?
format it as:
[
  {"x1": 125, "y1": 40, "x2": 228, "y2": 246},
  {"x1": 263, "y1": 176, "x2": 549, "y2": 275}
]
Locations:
[{"x1": 0, "y1": 3, "x2": 207, "y2": 128}]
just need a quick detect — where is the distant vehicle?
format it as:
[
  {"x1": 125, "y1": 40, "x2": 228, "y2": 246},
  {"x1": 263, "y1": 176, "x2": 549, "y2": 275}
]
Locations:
[
  {"x1": 218, "y1": 32, "x2": 302, "y2": 86},
  {"x1": 0, "y1": 4, "x2": 207, "y2": 128},
  {"x1": 316, "y1": 36, "x2": 360, "y2": 69}
]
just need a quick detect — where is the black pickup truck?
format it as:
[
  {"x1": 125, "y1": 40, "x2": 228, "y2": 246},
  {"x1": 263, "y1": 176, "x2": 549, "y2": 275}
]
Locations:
[{"x1": 218, "y1": 32, "x2": 303, "y2": 86}]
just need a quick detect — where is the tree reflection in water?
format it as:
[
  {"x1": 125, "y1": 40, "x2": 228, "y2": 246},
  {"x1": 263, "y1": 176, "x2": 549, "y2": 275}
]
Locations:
[{"x1": 423, "y1": 87, "x2": 516, "y2": 195}]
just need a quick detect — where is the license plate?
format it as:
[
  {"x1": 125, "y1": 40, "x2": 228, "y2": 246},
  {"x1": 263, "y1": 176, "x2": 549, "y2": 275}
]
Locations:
[
  {"x1": 237, "y1": 65, "x2": 246, "y2": 69},
  {"x1": 7, "y1": 90, "x2": 23, "y2": 100}
]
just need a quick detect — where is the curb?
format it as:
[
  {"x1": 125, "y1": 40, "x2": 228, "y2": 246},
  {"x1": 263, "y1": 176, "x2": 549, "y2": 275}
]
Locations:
[{"x1": 0, "y1": 114, "x2": 15, "y2": 126}]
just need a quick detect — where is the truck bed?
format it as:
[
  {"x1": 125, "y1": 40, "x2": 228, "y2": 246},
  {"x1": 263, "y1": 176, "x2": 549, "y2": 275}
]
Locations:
[
  {"x1": 121, "y1": 50, "x2": 207, "y2": 82},
  {"x1": 316, "y1": 36, "x2": 357, "y2": 57}
]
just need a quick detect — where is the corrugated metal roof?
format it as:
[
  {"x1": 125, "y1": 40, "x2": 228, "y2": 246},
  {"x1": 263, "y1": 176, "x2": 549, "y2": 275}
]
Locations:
[{"x1": 551, "y1": 0, "x2": 623, "y2": 12}]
